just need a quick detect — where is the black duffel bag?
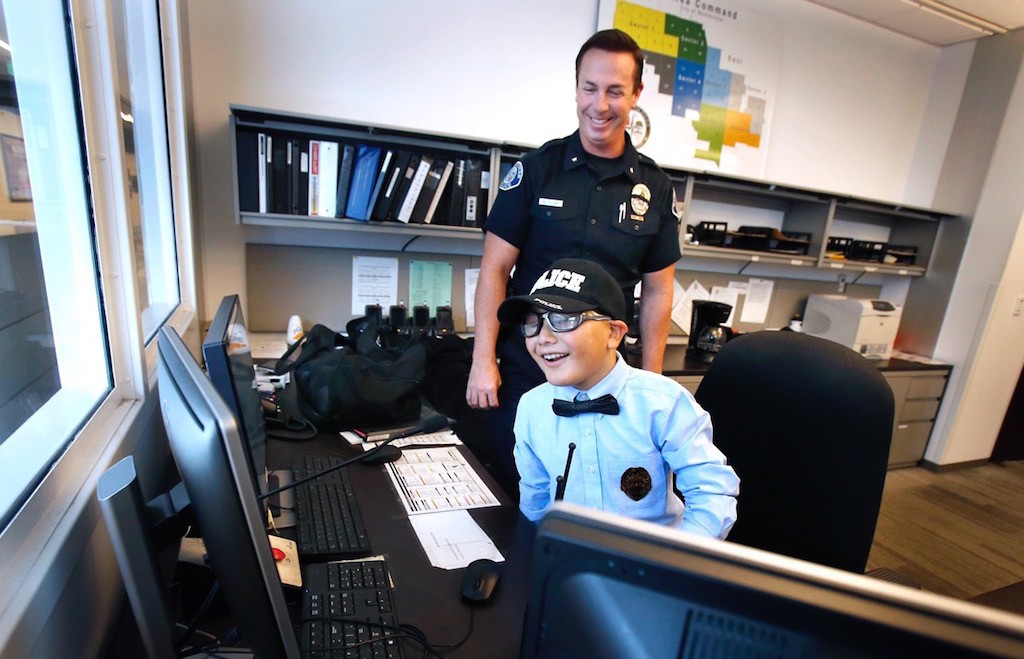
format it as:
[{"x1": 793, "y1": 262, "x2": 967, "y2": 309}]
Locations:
[{"x1": 274, "y1": 322, "x2": 426, "y2": 431}]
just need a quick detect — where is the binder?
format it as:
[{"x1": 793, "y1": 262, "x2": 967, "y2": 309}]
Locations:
[
  {"x1": 364, "y1": 149, "x2": 394, "y2": 223},
  {"x1": 236, "y1": 130, "x2": 259, "y2": 213},
  {"x1": 423, "y1": 160, "x2": 454, "y2": 225},
  {"x1": 411, "y1": 158, "x2": 452, "y2": 224},
  {"x1": 397, "y1": 155, "x2": 433, "y2": 223},
  {"x1": 335, "y1": 144, "x2": 356, "y2": 218},
  {"x1": 316, "y1": 141, "x2": 339, "y2": 217},
  {"x1": 308, "y1": 140, "x2": 340, "y2": 217},
  {"x1": 344, "y1": 144, "x2": 383, "y2": 221},
  {"x1": 307, "y1": 140, "x2": 321, "y2": 215},
  {"x1": 288, "y1": 139, "x2": 301, "y2": 215},
  {"x1": 385, "y1": 153, "x2": 421, "y2": 222},
  {"x1": 297, "y1": 145, "x2": 309, "y2": 216},
  {"x1": 264, "y1": 135, "x2": 274, "y2": 213},
  {"x1": 463, "y1": 159, "x2": 485, "y2": 227},
  {"x1": 271, "y1": 136, "x2": 289, "y2": 214},
  {"x1": 443, "y1": 159, "x2": 467, "y2": 227},
  {"x1": 370, "y1": 150, "x2": 410, "y2": 222}
]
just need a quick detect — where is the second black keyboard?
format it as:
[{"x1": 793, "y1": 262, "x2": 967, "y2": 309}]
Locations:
[
  {"x1": 301, "y1": 559, "x2": 403, "y2": 658},
  {"x1": 291, "y1": 455, "x2": 372, "y2": 559}
]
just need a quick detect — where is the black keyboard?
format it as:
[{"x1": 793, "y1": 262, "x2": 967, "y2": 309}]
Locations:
[
  {"x1": 301, "y1": 559, "x2": 403, "y2": 658},
  {"x1": 291, "y1": 455, "x2": 372, "y2": 559}
]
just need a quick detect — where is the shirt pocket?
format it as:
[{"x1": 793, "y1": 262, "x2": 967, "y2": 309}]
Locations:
[
  {"x1": 530, "y1": 198, "x2": 578, "y2": 223},
  {"x1": 610, "y1": 209, "x2": 661, "y2": 238},
  {"x1": 604, "y1": 454, "x2": 667, "y2": 514}
]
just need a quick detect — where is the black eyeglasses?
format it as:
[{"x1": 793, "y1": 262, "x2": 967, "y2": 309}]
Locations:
[{"x1": 521, "y1": 310, "x2": 612, "y2": 337}]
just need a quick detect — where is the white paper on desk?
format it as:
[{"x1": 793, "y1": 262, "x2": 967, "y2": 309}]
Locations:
[
  {"x1": 739, "y1": 278, "x2": 774, "y2": 324},
  {"x1": 340, "y1": 429, "x2": 463, "y2": 447},
  {"x1": 385, "y1": 447, "x2": 501, "y2": 515},
  {"x1": 408, "y1": 510, "x2": 504, "y2": 570},
  {"x1": 352, "y1": 255, "x2": 399, "y2": 315},
  {"x1": 465, "y1": 268, "x2": 479, "y2": 328}
]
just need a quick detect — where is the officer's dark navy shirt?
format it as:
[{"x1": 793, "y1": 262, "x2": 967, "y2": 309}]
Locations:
[{"x1": 484, "y1": 130, "x2": 681, "y2": 302}]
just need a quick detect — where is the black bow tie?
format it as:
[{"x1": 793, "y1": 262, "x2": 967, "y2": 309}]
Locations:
[{"x1": 552, "y1": 393, "x2": 619, "y2": 417}]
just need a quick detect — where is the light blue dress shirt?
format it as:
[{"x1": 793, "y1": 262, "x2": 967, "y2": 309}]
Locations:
[{"x1": 513, "y1": 354, "x2": 739, "y2": 539}]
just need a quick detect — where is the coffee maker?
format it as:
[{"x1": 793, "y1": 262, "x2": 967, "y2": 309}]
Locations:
[{"x1": 688, "y1": 300, "x2": 733, "y2": 363}]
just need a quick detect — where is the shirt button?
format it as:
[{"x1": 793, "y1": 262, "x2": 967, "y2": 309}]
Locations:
[
  {"x1": 634, "y1": 225, "x2": 640, "y2": 231},
  {"x1": 588, "y1": 467, "x2": 596, "y2": 475},
  {"x1": 584, "y1": 429, "x2": 591, "y2": 436},
  {"x1": 596, "y1": 185, "x2": 602, "y2": 191},
  {"x1": 590, "y1": 219, "x2": 596, "y2": 225}
]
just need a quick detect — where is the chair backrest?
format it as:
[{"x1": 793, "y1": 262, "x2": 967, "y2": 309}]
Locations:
[{"x1": 694, "y1": 330, "x2": 894, "y2": 573}]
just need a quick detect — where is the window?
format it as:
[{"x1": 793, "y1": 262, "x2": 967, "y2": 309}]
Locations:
[
  {"x1": 0, "y1": 0, "x2": 188, "y2": 528},
  {"x1": 110, "y1": 0, "x2": 179, "y2": 340},
  {"x1": 0, "y1": 0, "x2": 115, "y2": 524}
]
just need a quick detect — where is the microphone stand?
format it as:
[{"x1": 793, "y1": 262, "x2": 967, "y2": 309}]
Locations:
[
  {"x1": 554, "y1": 442, "x2": 576, "y2": 501},
  {"x1": 259, "y1": 414, "x2": 450, "y2": 501}
]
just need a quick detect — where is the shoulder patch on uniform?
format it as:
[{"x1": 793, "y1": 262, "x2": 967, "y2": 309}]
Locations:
[{"x1": 500, "y1": 161, "x2": 524, "y2": 191}]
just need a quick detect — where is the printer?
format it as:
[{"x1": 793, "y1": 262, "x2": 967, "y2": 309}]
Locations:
[{"x1": 802, "y1": 294, "x2": 902, "y2": 359}]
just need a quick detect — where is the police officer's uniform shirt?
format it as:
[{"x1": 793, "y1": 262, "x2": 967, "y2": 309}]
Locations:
[
  {"x1": 485, "y1": 130, "x2": 681, "y2": 300},
  {"x1": 513, "y1": 354, "x2": 740, "y2": 539}
]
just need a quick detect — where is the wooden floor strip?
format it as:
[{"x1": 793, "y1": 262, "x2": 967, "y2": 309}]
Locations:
[{"x1": 866, "y1": 460, "x2": 1024, "y2": 602}]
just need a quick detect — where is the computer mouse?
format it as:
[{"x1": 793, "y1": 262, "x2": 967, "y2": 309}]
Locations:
[
  {"x1": 361, "y1": 444, "x2": 402, "y2": 465},
  {"x1": 461, "y1": 558, "x2": 502, "y2": 602}
]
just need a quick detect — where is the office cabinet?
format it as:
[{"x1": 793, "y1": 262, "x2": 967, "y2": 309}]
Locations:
[
  {"x1": 882, "y1": 369, "x2": 950, "y2": 468},
  {"x1": 674, "y1": 173, "x2": 955, "y2": 278},
  {"x1": 229, "y1": 106, "x2": 957, "y2": 277},
  {"x1": 659, "y1": 343, "x2": 951, "y2": 470},
  {"x1": 670, "y1": 375, "x2": 703, "y2": 396}
]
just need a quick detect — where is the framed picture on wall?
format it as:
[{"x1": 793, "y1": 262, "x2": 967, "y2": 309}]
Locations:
[{"x1": 1, "y1": 134, "x2": 32, "y2": 201}]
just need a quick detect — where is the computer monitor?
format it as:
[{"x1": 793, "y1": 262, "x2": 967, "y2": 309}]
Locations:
[
  {"x1": 202, "y1": 294, "x2": 268, "y2": 502},
  {"x1": 523, "y1": 502, "x2": 1024, "y2": 658},
  {"x1": 157, "y1": 326, "x2": 300, "y2": 657}
]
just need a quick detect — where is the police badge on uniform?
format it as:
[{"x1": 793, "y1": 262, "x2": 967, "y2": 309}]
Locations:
[
  {"x1": 500, "y1": 161, "x2": 523, "y2": 191},
  {"x1": 630, "y1": 183, "x2": 651, "y2": 222}
]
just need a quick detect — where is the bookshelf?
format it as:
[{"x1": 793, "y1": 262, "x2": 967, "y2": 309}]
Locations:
[{"x1": 230, "y1": 106, "x2": 958, "y2": 274}]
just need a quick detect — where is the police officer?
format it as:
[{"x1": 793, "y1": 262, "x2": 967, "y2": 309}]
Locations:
[{"x1": 466, "y1": 28, "x2": 681, "y2": 496}]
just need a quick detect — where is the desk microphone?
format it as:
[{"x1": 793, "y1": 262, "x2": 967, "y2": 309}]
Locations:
[
  {"x1": 363, "y1": 413, "x2": 451, "y2": 443},
  {"x1": 258, "y1": 414, "x2": 451, "y2": 501}
]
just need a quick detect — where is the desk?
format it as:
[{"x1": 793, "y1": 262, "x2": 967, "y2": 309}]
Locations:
[{"x1": 268, "y1": 424, "x2": 533, "y2": 658}]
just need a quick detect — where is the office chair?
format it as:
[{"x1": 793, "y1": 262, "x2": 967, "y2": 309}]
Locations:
[{"x1": 694, "y1": 330, "x2": 894, "y2": 574}]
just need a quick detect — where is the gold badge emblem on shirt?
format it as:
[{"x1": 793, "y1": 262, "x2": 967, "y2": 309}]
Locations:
[{"x1": 630, "y1": 183, "x2": 651, "y2": 221}]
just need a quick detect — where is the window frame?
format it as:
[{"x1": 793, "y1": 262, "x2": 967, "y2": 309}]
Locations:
[{"x1": 0, "y1": 0, "x2": 196, "y2": 648}]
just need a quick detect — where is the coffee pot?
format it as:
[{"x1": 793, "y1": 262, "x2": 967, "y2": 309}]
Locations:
[{"x1": 688, "y1": 300, "x2": 733, "y2": 363}]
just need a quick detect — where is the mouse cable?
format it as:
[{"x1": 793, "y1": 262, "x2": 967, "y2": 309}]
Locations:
[
  {"x1": 292, "y1": 616, "x2": 443, "y2": 658},
  {"x1": 425, "y1": 605, "x2": 475, "y2": 653},
  {"x1": 174, "y1": 576, "x2": 220, "y2": 655},
  {"x1": 264, "y1": 413, "x2": 318, "y2": 441}
]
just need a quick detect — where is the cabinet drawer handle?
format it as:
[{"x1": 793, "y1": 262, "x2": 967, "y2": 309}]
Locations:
[{"x1": 898, "y1": 424, "x2": 909, "y2": 429}]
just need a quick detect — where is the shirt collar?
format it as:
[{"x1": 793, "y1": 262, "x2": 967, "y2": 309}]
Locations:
[
  {"x1": 564, "y1": 130, "x2": 641, "y2": 182},
  {"x1": 552, "y1": 353, "x2": 628, "y2": 402}
]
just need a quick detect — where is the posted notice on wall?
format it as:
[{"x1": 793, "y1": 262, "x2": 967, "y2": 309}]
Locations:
[{"x1": 352, "y1": 256, "x2": 398, "y2": 315}]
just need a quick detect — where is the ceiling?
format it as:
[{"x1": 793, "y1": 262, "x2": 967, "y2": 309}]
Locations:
[{"x1": 805, "y1": 0, "x2": 1024, "y2": 45}]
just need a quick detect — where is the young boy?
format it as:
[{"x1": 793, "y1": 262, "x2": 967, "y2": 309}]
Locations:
[{"x1": 497, "y1": 258, "x2": 739, "y2": 539}]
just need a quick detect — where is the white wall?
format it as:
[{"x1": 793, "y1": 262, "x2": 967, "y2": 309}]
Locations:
[
  {"x1": 928, "y1": 48, "x2": 1024, "y2": 464},
  {"x1": 183, "y1": 0, "x2": 969, "y2": 321}
]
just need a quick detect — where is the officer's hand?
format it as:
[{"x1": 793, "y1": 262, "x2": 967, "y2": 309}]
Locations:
[{"x1": 466, "y1": 360, "x2": 501, "y2": 409}]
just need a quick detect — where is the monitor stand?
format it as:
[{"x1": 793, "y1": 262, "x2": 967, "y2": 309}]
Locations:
[{"x1": 267, "y1": 469, "x2": 296, "y2": 529}]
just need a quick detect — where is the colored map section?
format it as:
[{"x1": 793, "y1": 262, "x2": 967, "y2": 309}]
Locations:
[{"x1": 614, "y1": 1, "x2": 765, "y2": 166}]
